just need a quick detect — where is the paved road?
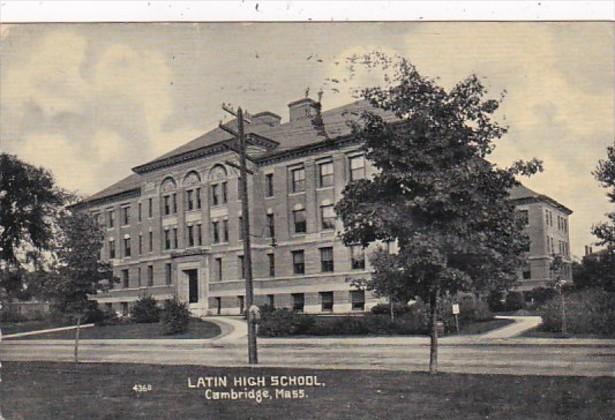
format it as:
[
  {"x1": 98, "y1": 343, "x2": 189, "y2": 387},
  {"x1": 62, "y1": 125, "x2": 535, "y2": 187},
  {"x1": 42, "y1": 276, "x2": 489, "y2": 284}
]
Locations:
[{"x1": 3, "y1": 337, "x2": 614, "y2": 377}]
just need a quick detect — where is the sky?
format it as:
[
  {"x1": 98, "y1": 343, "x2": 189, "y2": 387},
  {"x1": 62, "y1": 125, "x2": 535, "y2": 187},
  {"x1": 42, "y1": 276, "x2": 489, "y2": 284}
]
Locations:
[{"x1": 1, "y1": 22, "x2": 613, "y2": 258}]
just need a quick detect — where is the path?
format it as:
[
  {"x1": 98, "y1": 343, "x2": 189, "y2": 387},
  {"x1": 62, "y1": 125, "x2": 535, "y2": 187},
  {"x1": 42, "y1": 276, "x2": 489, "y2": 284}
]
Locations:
[{"x1": 480, "y1": 315, "x2": 543, "y2": 338}]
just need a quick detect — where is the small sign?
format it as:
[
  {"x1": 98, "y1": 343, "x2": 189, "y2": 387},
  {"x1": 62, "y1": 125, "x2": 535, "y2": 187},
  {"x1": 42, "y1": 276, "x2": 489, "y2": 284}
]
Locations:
[{"x1": 452, "y1": 304, "x2": 460, "y2": 315}]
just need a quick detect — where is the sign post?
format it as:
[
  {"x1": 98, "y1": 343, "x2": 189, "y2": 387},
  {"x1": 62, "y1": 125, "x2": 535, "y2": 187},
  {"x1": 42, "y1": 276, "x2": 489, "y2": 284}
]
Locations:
[{"x1": 452, "y1": 304, "x2": 460, "y2": 334}]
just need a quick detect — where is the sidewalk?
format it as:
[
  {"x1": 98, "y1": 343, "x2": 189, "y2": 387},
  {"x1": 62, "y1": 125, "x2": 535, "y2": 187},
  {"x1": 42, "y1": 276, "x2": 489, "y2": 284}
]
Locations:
[{"x1": 480, "y1": 315, "x2": 542, "y2": 338}]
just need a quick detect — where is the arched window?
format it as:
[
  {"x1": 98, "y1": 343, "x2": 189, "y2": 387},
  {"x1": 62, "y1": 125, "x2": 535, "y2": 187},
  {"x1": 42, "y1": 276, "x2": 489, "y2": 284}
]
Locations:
[
  {"x1": 183, "y1": 171, "x2": 202, "y2": 211},
  {"x1": 160, "y1": 177, "x2": 177, "y2": 216},
  {"x1": 209, "y1": 165, "x2": 228, "y2": 206}
]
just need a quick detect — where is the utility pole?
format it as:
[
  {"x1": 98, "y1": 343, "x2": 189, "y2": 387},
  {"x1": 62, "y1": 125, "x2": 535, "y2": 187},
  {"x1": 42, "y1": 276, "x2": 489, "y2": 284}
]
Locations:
[{"x1": 220, "y1": 104, "x2": 258, "y2": 364}]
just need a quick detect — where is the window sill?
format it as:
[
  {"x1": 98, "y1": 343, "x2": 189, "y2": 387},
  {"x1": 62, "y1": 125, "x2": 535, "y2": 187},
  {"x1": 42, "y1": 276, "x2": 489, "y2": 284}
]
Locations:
[
  {"x1": 316, "y1": 186, "x2": 334, "y2": 192},
  {"x1": 288, "y1": 191, "x2": 306, "y2": 197}
]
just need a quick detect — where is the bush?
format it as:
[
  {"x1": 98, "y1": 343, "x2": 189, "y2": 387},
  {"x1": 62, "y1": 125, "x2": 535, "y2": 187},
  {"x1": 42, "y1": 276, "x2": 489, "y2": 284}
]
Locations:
[
  {"x1": 370, "y1": 302, "x2": 414, "y2": 317},
  {"x1": 487, "y1": 290, "x2": 506, "y2": 312},
  {"x1": 159, "y1": 299, "x2": 190, "y2": 335},
  {"x1": 257, "y1": 308, "x2": 315, "y2": 337},
  {"x1": 504, "y1": 291, "x2": 525, "y2": 312},
  {"x1": 538, "y1": 288, "x2": 615, "y2": 336},
  {"x1": 130, "y1": 296, "x2": 160, "y2": 323},
  {"x1": 0, "y1": 310, "x2": 27, "y2": 323},
  {"x1": 525, "y1": 287, "x2": 558, "y2": 308}
]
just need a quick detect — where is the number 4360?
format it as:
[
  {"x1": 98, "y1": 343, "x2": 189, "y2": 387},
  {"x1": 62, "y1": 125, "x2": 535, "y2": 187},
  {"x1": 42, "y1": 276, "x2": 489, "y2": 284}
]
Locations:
[{"x1": 133, "y1": 384, "x2": 152, "y2": 392}]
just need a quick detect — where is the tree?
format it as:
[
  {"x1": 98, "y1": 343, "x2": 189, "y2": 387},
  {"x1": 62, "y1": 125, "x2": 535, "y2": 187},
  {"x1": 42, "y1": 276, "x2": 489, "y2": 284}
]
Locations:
[
  {"x1": 44, "y1": 209, "x2": 115, "y2": 318},
  {"x1": 335, "y1": 54, "x2": 541, "y2": 374},
  {"x1": 591, "y1": 140, "x2": 615, "y2": 282},
  {"x1": 0, "y1": 153, "x2": 65, "y2": 305},
  {"x1": 572, "y1": 254, "x2": 615, "y2": 292}
]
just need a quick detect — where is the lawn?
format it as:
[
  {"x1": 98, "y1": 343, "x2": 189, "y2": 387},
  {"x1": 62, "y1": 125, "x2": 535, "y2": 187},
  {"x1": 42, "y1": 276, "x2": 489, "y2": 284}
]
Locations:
[
  {"x1": 453, "y1": 317, "x2": 513, "y2": 335},
  {"x1": 1, "y1": 362, "x2": 613, "y2": 419},
  {"x1": 521, "y1": 328, "x2": 615, "y2": 339},
  {"x1": 13, "y1": 318, "x2": 221, "y2": 340}
]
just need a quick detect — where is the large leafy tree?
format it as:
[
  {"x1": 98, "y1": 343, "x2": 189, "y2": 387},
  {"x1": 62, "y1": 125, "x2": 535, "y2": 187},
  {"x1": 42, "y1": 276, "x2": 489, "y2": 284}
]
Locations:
[
  {"x1": 335, "y1": 55, "x2": 541, "y2": 374},
  {"x1": 593, "y1": 142, "x2": 615, "y2": 249},
  {"x1": 0, "y1": 153, "x2": 65, "y2": 303},
  {"x1": 45, "y1": 209, "x2": 116, "y2": 317}
]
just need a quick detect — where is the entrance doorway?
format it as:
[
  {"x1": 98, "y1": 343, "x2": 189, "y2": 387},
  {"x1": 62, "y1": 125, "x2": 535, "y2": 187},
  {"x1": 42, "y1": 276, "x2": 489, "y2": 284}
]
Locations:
[{"x1": 185, "y1": 269, "x2": 198, "y2": 303}]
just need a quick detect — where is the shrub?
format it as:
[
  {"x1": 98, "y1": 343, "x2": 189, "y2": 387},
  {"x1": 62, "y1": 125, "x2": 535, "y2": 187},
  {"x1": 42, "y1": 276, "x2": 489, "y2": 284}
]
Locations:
[
  {"x1": 538, "y1": 288, "x2": 615, "y2": 336},
  {"x1": 525, "y1": 287, "x2": 558, "y2": 308},
  {"x1": 130, "y1": 296, "x2": 160, "y2": 323},
  {"x1": 257, "y1": 308, "x2": 315, "y2": 337},
  {"x1": 487, "y1": 290, "x2": 506, "y2": 312},
  {"x1": 370, "y1": 302, "x2": 414, "y2": 317},
  {"x1": 159, "y1": 299, "x2": 190, "y2": 335},
  {"x1": 504, "y1": 291, "x2": 525, "y2": 312},
  {"x1": 0, "y1": 310, "x2": 27, "y2": 323}
]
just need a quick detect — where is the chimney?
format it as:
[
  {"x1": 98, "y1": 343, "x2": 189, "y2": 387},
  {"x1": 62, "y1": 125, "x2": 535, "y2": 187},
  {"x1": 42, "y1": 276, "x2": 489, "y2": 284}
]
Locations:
[
  {"x1": 251, "y1": 111, "x2": 281, "y2": 127},
  {"x1": 288, "y1": 98, "x2": 319, "y2": 123}
]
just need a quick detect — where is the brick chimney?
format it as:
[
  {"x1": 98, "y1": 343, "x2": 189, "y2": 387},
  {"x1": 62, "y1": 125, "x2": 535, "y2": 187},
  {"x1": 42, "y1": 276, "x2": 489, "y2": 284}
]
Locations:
[{"x1": 288, "y1": 98, "x2": 319, "y2": 122}]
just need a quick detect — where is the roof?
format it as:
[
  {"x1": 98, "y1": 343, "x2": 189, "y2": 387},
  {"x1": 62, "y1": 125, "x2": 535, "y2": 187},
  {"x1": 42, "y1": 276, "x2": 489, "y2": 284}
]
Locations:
[{"x1": 508, "y1": 184, "x2": 572, "y2": 215}]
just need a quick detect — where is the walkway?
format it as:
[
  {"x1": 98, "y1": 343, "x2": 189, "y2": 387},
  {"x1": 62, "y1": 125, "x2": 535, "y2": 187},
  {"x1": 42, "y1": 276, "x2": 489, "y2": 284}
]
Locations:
[{"x1": 481, "y1": 316, "x2": 543, "y2": 339}]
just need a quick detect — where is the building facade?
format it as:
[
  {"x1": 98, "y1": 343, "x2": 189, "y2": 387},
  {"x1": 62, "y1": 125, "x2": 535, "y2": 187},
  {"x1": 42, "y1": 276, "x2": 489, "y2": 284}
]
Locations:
[{"x1": 79, "y1": 97, "x2": 572, "y2": 316}]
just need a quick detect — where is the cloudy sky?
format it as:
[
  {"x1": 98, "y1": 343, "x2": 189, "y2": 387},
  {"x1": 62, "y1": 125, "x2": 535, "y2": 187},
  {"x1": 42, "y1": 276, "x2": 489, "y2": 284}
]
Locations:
[{"x1": 1, "y1": 22, "x2": 613, "y2": 257}]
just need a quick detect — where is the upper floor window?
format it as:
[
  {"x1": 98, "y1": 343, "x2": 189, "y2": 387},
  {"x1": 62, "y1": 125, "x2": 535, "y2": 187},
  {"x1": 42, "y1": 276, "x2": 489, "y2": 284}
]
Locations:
[
  {"x1": 291, "y1": 167, "x2": 305, "y2": 193},
  {"x1": 148, "y1": 198, "x2": 153, "y2": 218},
  {"x1": 293, "y1": 205, "x2": 306, "y2": 234},
  {"x1": 187, "y1": 225, "x2": 195, "y2": 247},
  {"x1": 209, "y1": 165, "x2": 228, "y2": 206},
  {"x1": 212, "y1": 221, "x2": 220, "y2": 244},
  {"x1": 122, "y1": 269, "x2": 129, "y2": 288},
  {"x1": 107, "y1": 210, "x2": 115, "y2": 228},
  {"x1": 349, "y1": 155, "x2": 366, "y2": 181},
  {"x1": 266, "y1": 213, "x2": 275, "y2": 238},
  {"x1": 164, "y1": 229, "x2": 172, "y2": 250},
  {"x1": 137, "y1": 267, "x2": 142, "y2": 287},
  {"x1": 350, "y1": 245, "x2": 366, "y2": 270},
  {"x1": 215, "y1": 257, "x2": 223, "y2": 281},
  {"x1": 197, "y1": 223, "x2": 202, "y2": 246},
  {"x1": 138, "y1": 203, "x2": 142, "y2": 222},
  {"x1": 318, "y1": 161, "x2": 334, "y2": 188},
  {"x1": 108, "y1": 239, "x2": 116, "y2": 259},
  {"x1": 320, "y1": 247, "x2": 334, "y2": 272},
  {"x1": 321, "y1": 202, "x2": 336, "y2": 230},
  {"x1": 265, "y1": 173, "x2": 274, "y2": 197},
  {"x1": 121, "y1": 206, "x2": 130, "y2": 225},
  {"x1": 183, "y1": 172, "x2": 202, "y2": 211},
  {"x1": 223, "y1": 219, "x2": 229, "y2": 242},
  {"x1": 165, "y1": 263, "x2": 172, "y2": 285},
  {"x1": 292, "y1": 250, "x2": 305, "y2": 274},
  {"x1": 147, "y1": 265, "x2": 154, "y2": 286},
  {"x1": 148, "y1": 231, "x2": 153, "y2": 252},
  {"x1": 161, "y1": 177, "x2": 177, "y2": 216},
  {"x1": 123, "y1": 237, "x2": 131, "y2": 257}
]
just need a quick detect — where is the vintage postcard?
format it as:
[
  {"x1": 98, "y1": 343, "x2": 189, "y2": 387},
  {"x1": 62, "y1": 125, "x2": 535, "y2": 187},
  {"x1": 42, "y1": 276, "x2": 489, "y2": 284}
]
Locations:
[{"x1": 1, "y1": 3, "x2": 614, "y2": 419}]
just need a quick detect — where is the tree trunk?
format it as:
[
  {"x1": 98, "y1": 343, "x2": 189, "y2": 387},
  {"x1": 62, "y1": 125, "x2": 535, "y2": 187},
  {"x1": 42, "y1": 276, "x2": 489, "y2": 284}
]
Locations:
[
  {"x1": 74, "y1": 315, "x2": 81, "y2": 364},
  {"x1": 390, "y1": 298, "x2": 395, "y2": 321},
  {"x1": 429, "y1": 291, "x2": 439, "y2": 375}
]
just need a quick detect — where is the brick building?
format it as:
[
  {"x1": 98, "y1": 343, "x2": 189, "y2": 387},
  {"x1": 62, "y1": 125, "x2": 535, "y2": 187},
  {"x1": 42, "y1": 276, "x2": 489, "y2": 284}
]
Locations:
[{"x1": 78, "y1": 97, "x2": 572, "y2": 315}]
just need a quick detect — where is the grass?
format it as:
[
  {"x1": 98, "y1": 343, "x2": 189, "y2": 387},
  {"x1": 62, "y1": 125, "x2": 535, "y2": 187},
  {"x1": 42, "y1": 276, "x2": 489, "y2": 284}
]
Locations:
[
  {"x1": 1, "y1": 318, "x2": 73, "y2": 335},
  {"x1": 1, "y1": 362, "x2": 614, "y2": 420},
  {"x1": 521, "y1": 328, "x2": 615, "y2": 339},
  {"x1": 14, "y1": 318, "x2": 221, "y2": 340},
  {"x1": 453, "y1": 318, "x2": 514, "y2": 335}
]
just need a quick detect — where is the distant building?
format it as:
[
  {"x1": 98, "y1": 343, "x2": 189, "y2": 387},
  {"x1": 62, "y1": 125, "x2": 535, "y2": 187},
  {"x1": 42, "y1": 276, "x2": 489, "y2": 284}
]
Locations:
[
  {"x1": 77, "y1": 97, "x2": 572, "y2": 315},
  {"x1": 509, "y1": 185, "x2": 573, "y2": 290}
]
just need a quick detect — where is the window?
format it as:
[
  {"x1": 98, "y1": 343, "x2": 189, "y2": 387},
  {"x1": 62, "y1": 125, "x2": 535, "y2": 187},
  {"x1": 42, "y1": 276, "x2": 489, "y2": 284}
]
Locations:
[
  {"x1": 293, "y1": 208, "x2": 306, "y2": 234},
  {"x1": 215, "y1": 257, "x2": 223, "y2": 281},
  {"x1": 321, "y1": 204, "x2": 336, "y2": 230},
  {"x1": 518, "y1": 209, "x2": 529, "y2": 225},
  {"x1": 292, "y1": 293, "x2": 305, "y2": 313},
  {"x1": 522, "y1": 268, "x2": 531, "y2": 280},
  {"x1": 124, "y1": 237, "x2": 131, "y2": 257},
  {"x1": 238, "y1": 255, "x2": 245, "y2": 279},
  {"x1": 350, "y1": 245, "x2": 365, "y2": 270},
  {"x1": 238, "y1": 296, "x2": 245, "y2": 314},
  {"x1": 222, "y1": 182, "x2": 228, "y2": 203},
  {"x1": 320, "y1": 247, "x2": 334, "y2": 272},
  {"x1": 196, "y1": 188, "x2": 201, "y2": 209},
  {"x1": 186, "y1": 189, "x2": 194, "y2": 211},
  {"x1": 173, "y1": 227, "x2": 178, "y2": 249},
  {"x1": 138, "y1": 234, "x2": 143, "y2": 255},
  {"x1": 320, "y1": 291, "x2": 334, "y2": 312},
  {"x1": 148, "y1": 231, "x2": 153, "y2": 252},
  {"x1": 212, "y1": 184, "x2": 220, "y2": 206},
  {"x1": 351, "y1": 290, "x2": 365, "y2": 311},
  {"x1": 223, "y1": 219, "x2": 229, "y2": 242},
  {"x1": 109, "y1": 240, "x2": 116, "y2": 259},
  {"x1": 267, "y1": 294, "x2": 275, "y2": 308},
  {"x1": 292, "y1": 250, "x2": 305, "y2": 274},
  {"x1": 265, "y1": 173, "x2": 274, "y2": 197},
  {"x1": 138, "y1": 203, "x2": 142, "y2": 222},
  {"x1": 122, "y1": 269, "x2": 129, "y2": 288},
  {"x1": 349, "y1": 155, "x2": 366, "y2": 181},
  {"x1": 238, "y1": 217, "x2": 243, "y2": 240},
  {"x1": 137, "y1": 267, "x2": 142, "y2": 287},
  {"x1": 318, "y1": 161, "x2": 334, "y2": 188},
  {"x1": 148, "y1": 198, "x2": 153, "y2": 218},
  {"x1": 172, "y1": 193, "x2": 177, "y2": 213},
  {"x1": 197, "y1": 223, "x2": 202, "y2": 246},
  {"x1": 212, "y1": 221, "x2": 220, "y2": 243},
  {"x1": 108, "y1": 210, "x2": 115, "y2": 228},
  {"x1": 164, "y1": 195, "x2": 171, "y2": 215},
  {"x1": 165, "y1": 263, "x2": 172, "y2": 285},
  {"x1": 268, "y1": 253, "x2": 275, "y2": 277},
  {"x1": 121, "y1": 302, "x2": 128, "y2": 316},
  {"x1": 121, "y1": 207, "x2": 130, "y2": 225},
  {"x1": 147, "y1": 265, "x2": 153, "y2": 286},
  {"x1": 267, "y1": 214, "x2": 275, "y2": 238},
  {"x1": 291, "y1": 167, "x2": 305, "y2": 193},
  {"x1": 187, "y1": 225, "x2": 194, "y2": 247},
  {"x1": 215, "y1": 297, "x2": 222, "y2": 315},
  {"x1": 164, "y1": 229, "x2": 171, "y2": 250}
]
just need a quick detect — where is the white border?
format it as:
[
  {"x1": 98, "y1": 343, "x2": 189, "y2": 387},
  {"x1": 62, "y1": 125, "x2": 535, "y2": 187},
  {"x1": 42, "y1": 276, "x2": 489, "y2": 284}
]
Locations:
[{"x1": 0, "y1": 1, "x2": 613, "y2": 23}]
